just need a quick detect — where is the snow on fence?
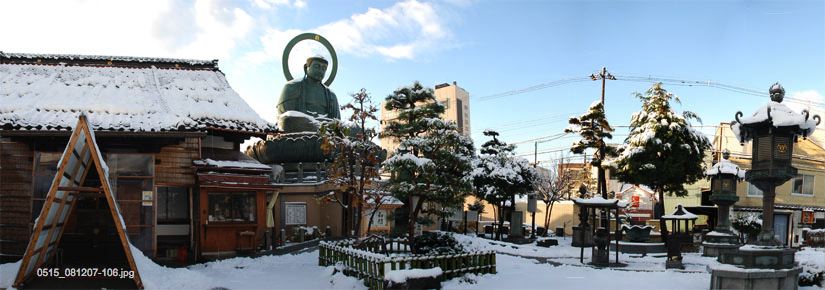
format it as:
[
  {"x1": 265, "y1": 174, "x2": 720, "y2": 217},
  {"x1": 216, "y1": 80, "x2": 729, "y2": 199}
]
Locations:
[{"x1": 319, "y1": 238, "x2": 496, "y2": 290}]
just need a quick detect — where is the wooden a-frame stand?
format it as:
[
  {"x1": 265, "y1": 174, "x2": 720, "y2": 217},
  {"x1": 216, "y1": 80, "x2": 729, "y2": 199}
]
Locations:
[{"x1": 13, "y1": 115, "x2": 143, "y2": 289}]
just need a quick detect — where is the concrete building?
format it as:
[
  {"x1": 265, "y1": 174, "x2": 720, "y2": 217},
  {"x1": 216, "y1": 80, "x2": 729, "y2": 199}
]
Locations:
[{"x1": 380, "y1": 81, "x2": 471, "y2": 154}]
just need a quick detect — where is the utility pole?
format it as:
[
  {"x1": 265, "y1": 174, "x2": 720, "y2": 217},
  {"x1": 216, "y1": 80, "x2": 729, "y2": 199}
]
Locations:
[
  {"x1": 590, "y1": 67, "x2": 615, "y2": 230},
  {"x1": 589, "y1": 67, "x2": 615, "y2": 199},
  {"x1": 590, "y1": 67, "x2": 616, "y2": 105}
]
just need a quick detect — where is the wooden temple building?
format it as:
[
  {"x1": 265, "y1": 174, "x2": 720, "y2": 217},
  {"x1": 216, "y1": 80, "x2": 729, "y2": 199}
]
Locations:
[{"x1": 0, "y1": 52, "x2": 295, "y2": 265}]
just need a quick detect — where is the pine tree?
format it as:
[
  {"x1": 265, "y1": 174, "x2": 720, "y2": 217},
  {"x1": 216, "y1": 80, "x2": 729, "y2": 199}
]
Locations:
[
  {"x1": 564, "y1": 101, "x2": 615, "y2": 198},
  {"x1": 610, "y1": 83, "x2": 711, "y2": 254},
  {"x1": 472, "y1": 130, "x2": 539, "y2": 240},
  {"x1": 319, "y1": 88, "x2": 383, "y2": 237},
  {"x1": 381, "y1": 81, "x2": 475, "y2": 249}
]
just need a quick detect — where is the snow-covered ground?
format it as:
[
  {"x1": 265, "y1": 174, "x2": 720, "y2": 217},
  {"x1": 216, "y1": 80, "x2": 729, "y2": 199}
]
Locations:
[
  {"x1": 1, "y1": 235, "x2": 822, "y2": 290},
  {"x1": 0, "y1": 248, "x2": 365, "y2": 290}
]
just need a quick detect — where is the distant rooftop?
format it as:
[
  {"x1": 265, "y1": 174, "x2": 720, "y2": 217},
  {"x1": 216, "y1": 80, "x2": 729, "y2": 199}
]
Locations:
[{"x1": 0, "y1": 52, "x2": 218, "y2": 70}]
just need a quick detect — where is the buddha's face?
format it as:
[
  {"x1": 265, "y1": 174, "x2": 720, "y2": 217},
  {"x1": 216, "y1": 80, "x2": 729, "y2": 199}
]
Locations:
[{"x1": 306, "y1": 60, "x2": 327, "y2": 81}]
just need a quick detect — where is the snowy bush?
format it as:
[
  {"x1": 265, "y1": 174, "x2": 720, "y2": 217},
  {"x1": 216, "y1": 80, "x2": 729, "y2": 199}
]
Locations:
[
  {"x1": 413, "y1": 232, "x2": 465, "y2": 255},
  {"x1": 797, "y1": 248, "x2": 825, "y2": 287},
  {"x1": 731, "y1": 212, "x2": 761, "y2": 242}
]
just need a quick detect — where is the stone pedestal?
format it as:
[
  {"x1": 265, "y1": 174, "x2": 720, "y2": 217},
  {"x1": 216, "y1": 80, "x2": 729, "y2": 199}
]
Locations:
[
  {"x1": 702, "y1": 231, "x2": 740, "y2": 257},
  {"x1": 717, "y1": 246, "x2": 796, "y2": 269},
  {"x1": 702, "y1": 242, "x2": 739, "y2": 257},
  {"x1": 709, "y1": 264, "x2": 801, "y2": 290},
  {"x1": 710, "y1": 246, "x2": 800, "y2": 290},
  {"x1": 665, "y1": 257, "x2": 685, "y2": 270},
  {"x1": 246, "y1": 133, "x2": 328, "y2": 164}
]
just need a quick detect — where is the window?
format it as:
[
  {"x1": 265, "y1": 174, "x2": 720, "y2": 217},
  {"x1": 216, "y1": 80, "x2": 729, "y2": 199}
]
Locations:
[
  {"x1": 208, "y1": 192, "x2": 256, "y2": 222},
  {"x1": 157, "y1": 187, "x2": 189, "y2": 223},
  {"x1": 792, "y1": 174, "x2": 814, "y2": 196},
  {"x1": 747, "y1": 182, "x2": 763, "y2": 197},
  {"x1": 31, "y1": 152, "x2": 61, "y2": 222}
]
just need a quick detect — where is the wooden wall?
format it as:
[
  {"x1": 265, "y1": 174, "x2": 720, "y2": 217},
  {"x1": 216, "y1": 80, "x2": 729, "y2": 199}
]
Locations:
[
  {"x1": 155, "y1": 137, "x2": 199, "y2": 186},
  {"x1": 0, "y1": 139, "x2": 33, "y2": 262}
]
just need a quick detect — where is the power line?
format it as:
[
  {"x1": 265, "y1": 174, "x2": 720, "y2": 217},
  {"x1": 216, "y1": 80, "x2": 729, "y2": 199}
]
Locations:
[
  {"x1": 476, "y1": 77, "x2": 591, "y2": 101},
  {"x1": 475, "y1": 73, "x2": 825, "y2": 110}
]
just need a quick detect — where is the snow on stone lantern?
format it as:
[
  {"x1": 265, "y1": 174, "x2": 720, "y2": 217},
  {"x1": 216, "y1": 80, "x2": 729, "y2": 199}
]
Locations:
[
  {"x1": 661, "y1": 204, "x2": 698, "y2": 270},
  {"x1": 702, "y1": 149, "x2": 744, "y2": 257},
  {"x1": 710, "y1": 83, "x2": 814, "y2": 290},
  {"x1": 730, "y1": 82, "x2": 819, "y2": 246}
]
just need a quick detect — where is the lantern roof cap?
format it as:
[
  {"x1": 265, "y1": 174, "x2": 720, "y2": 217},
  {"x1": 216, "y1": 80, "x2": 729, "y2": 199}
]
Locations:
[
  {"x1": 661, "y1": 204, "x2": 698, "y2": 220},
  {"x1": 705, "y1": 158, "x2": 746, "y2": 178},
  {"x1": 731, "y1": 100, "x2": 819, "y2": 143}
]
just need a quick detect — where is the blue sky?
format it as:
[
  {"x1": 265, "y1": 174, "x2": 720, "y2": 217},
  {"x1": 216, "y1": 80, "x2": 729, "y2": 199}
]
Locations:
[{"x1": 2, "y1": 0, "x2": 823, "y2": 165}]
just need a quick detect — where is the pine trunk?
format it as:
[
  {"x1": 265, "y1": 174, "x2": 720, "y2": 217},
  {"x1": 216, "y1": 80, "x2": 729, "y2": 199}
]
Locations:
[{"x1": 656, "y1": 188, "x2": 669, "y2": 251}]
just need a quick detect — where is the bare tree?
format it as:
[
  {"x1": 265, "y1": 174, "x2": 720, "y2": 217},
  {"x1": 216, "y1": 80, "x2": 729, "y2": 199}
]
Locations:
[
  {"x1": 535, "y1": 156, "x2": 576, "y2": 233},
  {"x1": 319, "y1": 88, "x2": 383, "y2": 237},
  {"x1": 363, "y1": 182, "x2": 395, "y2": 235}
]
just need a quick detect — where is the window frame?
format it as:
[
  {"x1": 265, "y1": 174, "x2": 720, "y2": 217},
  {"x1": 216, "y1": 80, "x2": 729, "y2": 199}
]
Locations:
[
  {"x1": 207, "y1": 192, "x2": 257, "y2": 223},
  {"x1": 156, "y1": 186, "x2": 190, "y2": 224},
  {"x1": 791, "y1": 174, "x2": 814, "y2": 197}
]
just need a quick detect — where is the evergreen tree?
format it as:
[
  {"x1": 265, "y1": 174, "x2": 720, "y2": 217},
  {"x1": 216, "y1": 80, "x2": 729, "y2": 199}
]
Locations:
[
  {"x1": 564, "y1": 101, "x2": 615, "y2": 198},
  {"x1": 381, "y1": 81, "x2": 474, "y2": 249},
  {"x1": 319, "y1": 88, "x2": 383, "y2": 236},
  {"x1": 610, "y1": 83, "x2": 711, "y2": 252},
  {"x1": 472, "y1": 130, "x2": 539, "y2": 240}
]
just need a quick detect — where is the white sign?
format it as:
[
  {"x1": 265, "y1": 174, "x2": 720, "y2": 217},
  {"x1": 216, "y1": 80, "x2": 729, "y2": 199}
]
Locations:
[
  {"x1": 449, "y1": 208, "x2": 464, "y2": 221},
  {"x1": 285, "y1": 203, "x2": 307, "y2": 225},
  {"x1": 142, "y1": 191, "x2": 153, "y2": 206},
  {"x1": 371, "y1": 210, "x2": 388, "y2": 227},
  {"x1": 466, "y1": 210, "x2": 479, "y2": 221}
]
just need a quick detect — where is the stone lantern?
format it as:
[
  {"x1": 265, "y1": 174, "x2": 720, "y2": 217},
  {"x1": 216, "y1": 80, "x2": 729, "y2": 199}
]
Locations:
[
  {"x1": 661, "y1": 204, "x2": 698, "y2": 270},
  {"x1": 702, "y1": 150, "x2": 744, "y2": 257},
  {"x1": 731, "y1": 82, "x2": 819, "y2": 246},
  {"x1": 710, "y1": 83, "x2": 817, "y2": 290}
]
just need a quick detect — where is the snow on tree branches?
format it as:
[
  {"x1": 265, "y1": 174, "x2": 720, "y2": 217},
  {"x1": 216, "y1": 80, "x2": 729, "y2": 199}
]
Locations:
[
  {"x1": 472, "y1": 130, "x2": 539, "y2": 240},
  {"x1": 610, "y1": 83, "x2": 711, "y2": 197},
  {"x1": 319, "y1": 88, "x2": 384, "y2": 236},
  {"x1": 609, "y1": 83, "x2": 711, "y2": 253},
  {"x1": 565, "y1": 100, "x2": 615, "y2": 198},
  {"x1": 381, "y1": 81, "x2": 474, "y2": 250}
]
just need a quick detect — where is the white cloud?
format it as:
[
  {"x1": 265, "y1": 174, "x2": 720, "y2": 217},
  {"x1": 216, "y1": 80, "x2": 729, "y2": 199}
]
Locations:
[
  {"x1": 252, "y1": 0, "x2": 305, "y2": 10},
  {"x1": 786, "y1": 90, "x2": 825, "y2": 114},
  {"x1": 250, "y1": 0, "x2": 452, "y2": 64},
  {"x1": 0, "y1": 0, "x2": 254, "y2": 60}
]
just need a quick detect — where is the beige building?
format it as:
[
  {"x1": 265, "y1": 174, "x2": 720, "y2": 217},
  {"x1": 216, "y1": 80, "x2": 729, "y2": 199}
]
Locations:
[{"x1": 380, "y1": 81, "x2": 471, "y2": 154}]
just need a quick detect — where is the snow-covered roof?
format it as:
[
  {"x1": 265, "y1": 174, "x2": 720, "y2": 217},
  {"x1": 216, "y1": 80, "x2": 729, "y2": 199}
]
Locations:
[
  {"x1": 573, "y1": 196, "x2": 629, "y2": 208},
  {"x1": 365, "y1": 194, "x2": 404, "y2": 206},
  {"x1": 193, "y1": 158, "x2": 272, "y2": 170},
  {"x1": 661, "y1": 204, "x2": 698, "y2": 220},
  {"x1": 0, "y1": 52, "x2": 275, "y2": 134},
  {"x1": 1, "y1": 52, "x2": 215, "y2": 66},
  {"x1": 705, "y1": 159, "x2": 745, "y2": 178},
  {"x1": 731, "y1": 101, "x2": 818, "y2": 143}
]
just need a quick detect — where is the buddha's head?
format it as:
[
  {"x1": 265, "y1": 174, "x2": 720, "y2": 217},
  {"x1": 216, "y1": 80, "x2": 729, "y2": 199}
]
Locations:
[{"x1": 304, "y1": 56, "x2": 328, "y2": 82}]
